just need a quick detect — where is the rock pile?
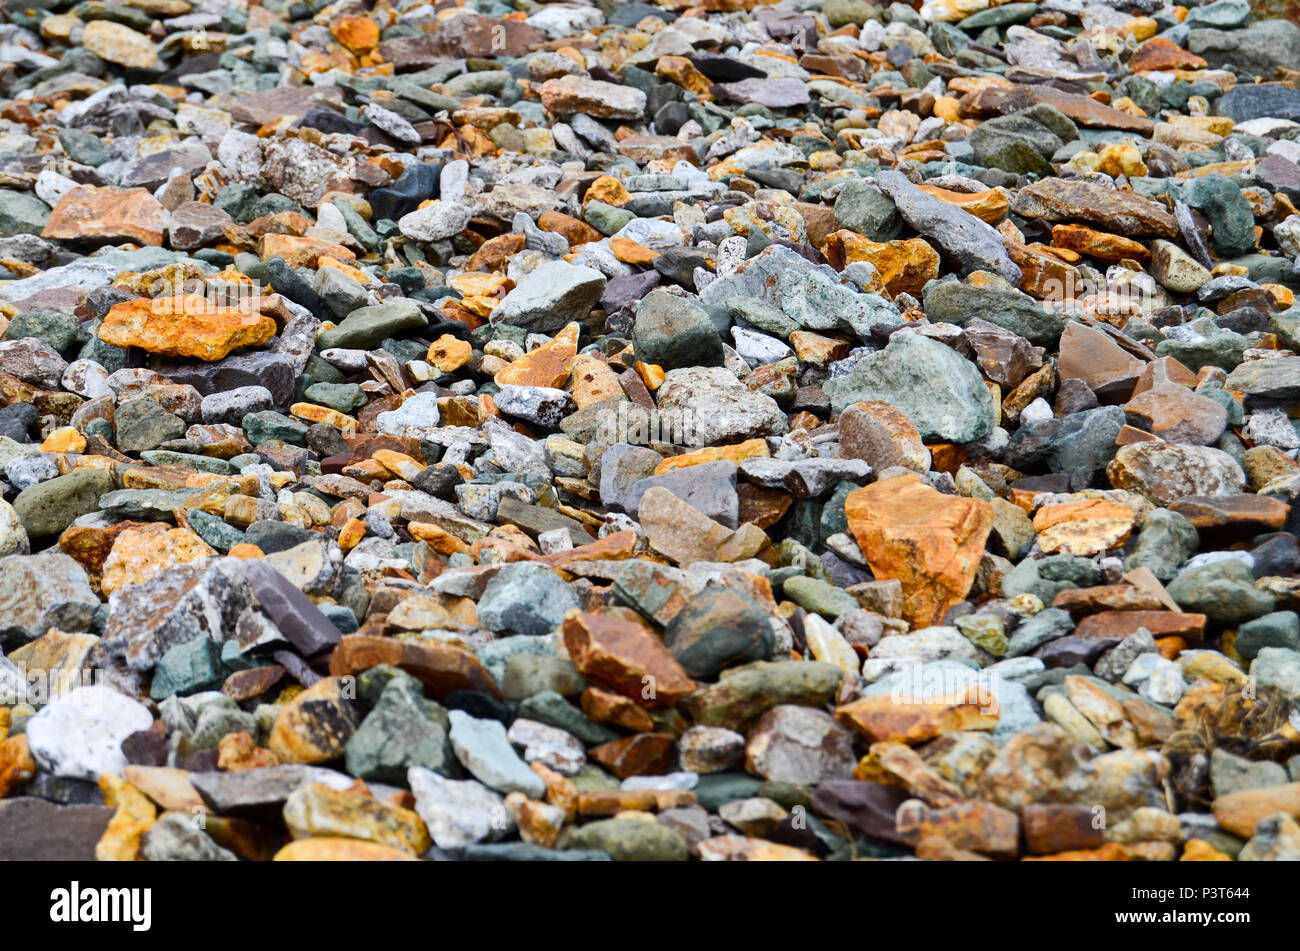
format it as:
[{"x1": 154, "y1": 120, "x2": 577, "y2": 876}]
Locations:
[{"x1": 1, "y1": 0, "x2": 1300, "y2": 862}]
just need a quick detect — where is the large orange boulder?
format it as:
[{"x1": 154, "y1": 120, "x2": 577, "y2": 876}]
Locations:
[{"x1": 99, "y1": 294, "x2": 277, "y2": 361}]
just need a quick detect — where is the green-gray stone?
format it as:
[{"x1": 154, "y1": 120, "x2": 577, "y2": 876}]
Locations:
[
  {"x1": 501, "y1": 654, "x2": 586, "y2": 700},
  {"x1": 516, "y1": 690, "x2": 619, "y2": 746},
  {"x1": 1234, "y1": 611, "x2": 1299, "y2": 661},
  {"x1": 242, "y1": 411, "x2": 308, "y2": 446},
  {"x1": 823, "y1": 331, "x2": 996, "y2": 441},
  {"x1": 150, "y1": 637, "x2": 225, "y2": 701},
  {"x1": 564, "y1": 817, "x2": 690, "y2": 861},
  {"x1": 303, "y1": 382, "x2": 367, "y2": 414},
  {"x1": 833, "y1": 178, "x2": 901, "y2": 241},
  {"x1": 11, "y1": 468, "x2": 115, "y2": 538},
  {"x1": 3, "y1": 310, "x2": 85, "y2": 353},
  {"x1": 1168, "y1": 559, "x2": 1276, "y2": 627},
  {"x1": 316, "y1": 300, "x2": 428, "y2": 351},
  {"x1": 187, "y1": 509, "x2": 245, "y2": 552},
  {"x1": 0, "y1": 189, "x2": 50, "y2": 236},
  {"x1": 922, "y1": 278, "x2": 1064, "y2": 347},
  {"x1": 685, "y1": 660, "x2": 843, "y2": 730},
  {"x1": 345, "y1": 675, "x2": 454, "y2": 783},
  {"x1": 782, "y1": 575, "x2": 860, "y2": 619},
  {"x1": 1124, "y1": 508, "x2": 1199, "y2": 581}
]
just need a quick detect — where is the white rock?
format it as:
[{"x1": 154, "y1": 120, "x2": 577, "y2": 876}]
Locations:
[
  {"x1": 408, "y1": 766, "x2": 514, "y2": 849},
  {"x1": 26, "y1": 685, "x2": 154, "y2": 781}
]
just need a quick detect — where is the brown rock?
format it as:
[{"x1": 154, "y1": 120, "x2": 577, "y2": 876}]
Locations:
[
  {"x1": 229, "y1": 86, "x2": 344, "y2": 125},
  {"x1": 822, "y1": 232, "x2": 939, "y2": 297},
  {"x1": 589, "y1": 732, "x2": 678, "y2": 779},
  {"x1": 1011, "y1": 179, "x2": 1178, "y2": 238},
  {"x1": 1052, "y1": 584, "x2": 1167, "y2": 615},
  {"x1": 1022, "y1": 802, "x2": 1107, "y2": 855},
  {"x1": 328, "y1": 634, "x2": 500, "y2": 700},
  {"x1": 1123, "y1": 385, "x2": 1228, "y2": 445},
  {"x1": 42, "y1": 186, "x2": 168, "y2": 246},
  {"x1": 745, "y1": 704, "x2": 856, "y2": 784},
  {"x1": 1169, "y1": 494, "x2": 1289, "y2": 535},
  {"x1": 845, "y1": 474, "x2": 994, "y2": 627},
  {"x1": 895, "y1": 799, "x2": 1020, "y2": 857},
  {"x1": 274, "y1": 836, "x2": 419, "y2": 861},
  {"x1": 961, "y1": 83, "x2": 1154, "y2": 134},
  {"x1": 1127, "y1": 37, "x2": 1207, "y2": 72},
  {"x1": 1051, "y1": 223, "x2": 1150, "y2": 263},
  {"x1": 1057, "y1": 321, "x2": 1147, "y2": 401},
  {"x1": 1074, "y1": 610, "x2": 1206, "y2": 643},
  {"x1": 563, "y1": 610, "x2": 696, "y2": 708}
]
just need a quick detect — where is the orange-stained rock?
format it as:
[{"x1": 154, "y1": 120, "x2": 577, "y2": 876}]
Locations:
[
  {"x1": 427, "y1": 333, "x2": 473, "y2": 373},
  {"x1": 218, "y1": 731, "x2": 281, "y2": 771},
  {"x1": 823, "y1": 231, "x2": 939, "y2": 297},
  {"x1": 697, "y1": 834, "x2": 820, "y2": 861},
  {"x1": 916, "y1": 184, "x2": 1009, "y2": 224},
  {"x1": 274, "y1": 837, "x2": 419, "y2": 860},
  {"x1": 653, "y1": 438, "x2": 769, "y2": 474},
  {"x1": 568, "y1": 353, "x2": 624, "y2": 408},
  {"x1": 100, "y1": 294, "x2": 277, "y2": 361},
  {"x1": 576, "y1": 788, "x2": 696, "y2": 816},
  {"x1": 1074, "y1": 610, "x2": 1206, "y2": 643},
  {"x1": 40, "y1": 427, "x2": 85, "y2": 453},
  {"x1": 96, "y1": 774, "x2": 157, "y2": 861},
  {"x1": 538, "y1": 209, "x2": 602, "y2": 247},
  {"x1": 1005, "y1": 238, "x2": 1083, "y2": 301},
  {"x1": 121, "y1": 765, "x2": 206, "y2": 813},
  {"x1": 1052, "y1": 223, "x2": 1150, "y2": 263},
  {"x1": 1051, "y1": 584, "x2": 1167, "y2": 615},
  {"x1": 1180, "y1": 838, "x2": 1233, "y2": 861},
  {"x1": 584, "y1": 175, "x2": 630, "y2": 207},
  {"x1": 258, "y1": 233, "x2": 356, "y2": 268},
  {"x1": 581, "y1": 685, "x2": 656, "y2": 732},
  {"x1": 563, "y1": 610, "x2": 696, "y2": 708},
  {"x1": 494, "y1": 321, "x2": 579, "y2": 387},
  {"x1": 0, "y1": 735, "x2": 35, "y2": 798},
  {"x1": 836, "y1": 689, "x2": 999, "y2": 745},
  {"x1": 1032, "y1": 498, "x2": 1136, "y2": 557},
  {"x1": 1128, "y1": 37, "x2": 1206, "y2": 72},
  {"x1": 329, "y1": 634, "x2": 501, "y2": 699},
  {"x1": 268, "y1": 676, "x2": 362, "y2": 765},
  {"x1": 42, "y1": 185, "x2": 168, "y2": 245},
  {"x1": 609, "y1": 237, "x2": 660, "y2": 264},
  {"x1": 895, "y1": 799, "x2": 1020, "y2": 857},
  {"x1": 100, "y1": 525, "x2": 213, "y2": 594},
  {"x1": 655, "y1": 55, "x2": 714, "y2": 96},
  {"x1": 1212, "y1": 783, "x2": 1300, "y2": 838},
  {"x1": 845, "y1": 474, "x2": 994, "y2": 627},
  {"x1": 331, "y1": 14, "x2": 380, "y2": 53}
]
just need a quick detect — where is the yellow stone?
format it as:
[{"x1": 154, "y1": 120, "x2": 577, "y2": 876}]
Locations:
[
  {"x1": 228, "y1": 543, "x2": 264, "y2": 559},
  {"x1": 427, "y1": 333, "x2": 473, "y2": 373},
  {"x1": 290, "y1": 402, "x2": 358, "y2": 433},
  {"x1": 569, "y1": 353, "x2": 624, "y2": 408},
  {"x1": 96, "y1": 775, "x2": 158, "y2": 862},
  {"x1": 584, "y1": 175, "x2": 630, "y2": 207},
  {"x1": 101, "y1": 526, "x2": 213, "y2": 594},
  {"x1": 40, "y1": 427, "x2": 86, "y2": 453},
  {"x1": 99, "y1": 294, "x2": 276, "y2": 362},
  {"x1": 653, "y1": 438, "x2": 769, "y2": 475},
  {"x1": 373, "y1": 449, "x2": 425, "y2": 481}
]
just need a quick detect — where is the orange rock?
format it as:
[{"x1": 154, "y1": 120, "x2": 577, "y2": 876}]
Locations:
[
  {"x1": 42, "y1": 185, "x2": 168, "y2": 245},
  {"x1": 1127, "y1": 37, "x2": 1206, "y2": 72},
  {"x1": 1022, "y1": 842, "x2": 1129, "y2": 861},
  {"x1": 1212, "y1": 783, "x2": 1300, "y2": 838},
  {"x1": 258, "y1": 233, "x2": 356, "y2": 268},
  {"x1": 563, "y1": 610, "x2": 696, "y2": 708},
  {"x1": 655, "y1": 55, "x2": 713, "y2": 96},
  {"x1": 609, "y1": 237, "x2": 660, "y2": 264},
  {"x1": 331, "y1": 14, "x2": 379, "y2": 54},
  {"x1": 101, "y1": 526, "x2": 213, "y2": 594},
  {"x1": 0, "y1": 734, "x2": 35, "y2": 798},
  {"x1": 845, "y1": 474, "x2": 994, "y2": 628},
  {"x1": 568, "y1": 353, "x2": 624, "y2": 408},
  {"x1": 916, "y1": 184, "x2": 1009, "y2": 224},
  {"x1": 1032, "y1": 498, "x2": 1136, "y2": 556},
  {"x1": 584, "y1": 175, "x2": 630, "y2": 207},
  {"x1": 1052, "y1": 223, "x2": 1151, "y2": 263},
  {"x1": 426, "y1": 333, "x2": 473, "y2": 373},
  {"x1": 1181, "y1": 838, "x2": 1232, "y2": 861},
  {"x1": 581, "y1": 685, "x2": 656, "y2": 732},
  {"x1": 836, "y1": 689, "x2": 999, "y2": 745},
  {"x1": 494, "y1": 322, "x2": 579, "y2": 387},
  {"x1": 40, "y1": 427, "x2": 85, "y2": 453},
  {"x1": 99, "y1": 294, "x2": 277, "y2": 361},
  {"x1": 823, "y1": 231, "x2": 939, "y2": 297},
  {"x1": 538, "y1": 209, "x2": 602, "y2": 247},
  {"x1": 653, "y1": 438, "x2": 769, "y2": 475},
  {"x1": 589, "y1": 732, "x2": 677, "y2": 778}
]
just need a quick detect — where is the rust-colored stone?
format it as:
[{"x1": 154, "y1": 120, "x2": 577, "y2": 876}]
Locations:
[{"x1": 562, "y1": 610, "x2": 696, "y2": 708}]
